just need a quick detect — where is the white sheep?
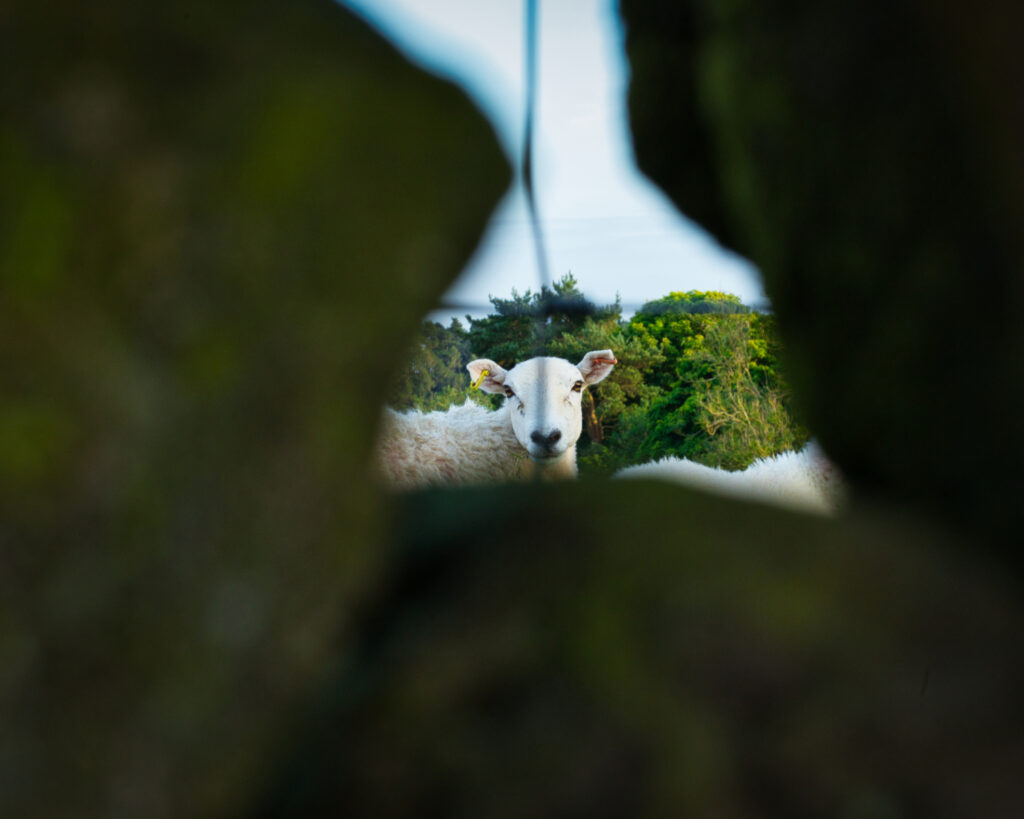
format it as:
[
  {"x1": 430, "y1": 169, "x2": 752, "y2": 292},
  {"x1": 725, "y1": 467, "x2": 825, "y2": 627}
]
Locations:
[
  {"x1": 376, "y1": 350, "x2": 617, "y2": 490},
  {"x1": 616, "y1": 443, "x2": 844, "y2": 516}
]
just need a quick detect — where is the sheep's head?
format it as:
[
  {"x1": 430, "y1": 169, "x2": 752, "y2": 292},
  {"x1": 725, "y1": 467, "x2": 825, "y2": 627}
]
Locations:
[{"x1": 467, "y1": 351, "x2": 616, "y2": 464}]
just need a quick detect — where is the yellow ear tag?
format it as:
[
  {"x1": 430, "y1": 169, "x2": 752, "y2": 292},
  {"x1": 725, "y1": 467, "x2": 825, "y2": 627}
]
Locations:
[{"x1": 471, "y1": 369, "x2": 490, "y2": 390}]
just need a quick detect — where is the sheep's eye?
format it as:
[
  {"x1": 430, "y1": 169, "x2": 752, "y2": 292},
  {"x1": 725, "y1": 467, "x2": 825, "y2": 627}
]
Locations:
[
  {"x1": 504, "y1": 386, "x2": 515, "y2": 399},
  {"x1": 571, "y1": 381, "x2": 584, "y2": 393}
]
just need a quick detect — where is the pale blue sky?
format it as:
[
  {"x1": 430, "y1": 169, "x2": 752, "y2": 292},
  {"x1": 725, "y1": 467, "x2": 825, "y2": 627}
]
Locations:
[{"x1": 342, "y1": 0, "x2": 766, "y2": 320}]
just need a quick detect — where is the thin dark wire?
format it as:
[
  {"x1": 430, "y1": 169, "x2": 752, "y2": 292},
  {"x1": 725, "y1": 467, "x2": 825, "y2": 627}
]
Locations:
[
  {"x1": 523, "y1": 0, "x2": 551, "y2": 478},
  {"x1": 522, "y1": 0, "x2": 551, "y2": 295}
]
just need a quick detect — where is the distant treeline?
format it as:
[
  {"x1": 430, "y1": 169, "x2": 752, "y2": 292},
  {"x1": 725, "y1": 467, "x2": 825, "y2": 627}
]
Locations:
[{"x1": 388, "y1": 275, "x2": 808, "y2": 474}]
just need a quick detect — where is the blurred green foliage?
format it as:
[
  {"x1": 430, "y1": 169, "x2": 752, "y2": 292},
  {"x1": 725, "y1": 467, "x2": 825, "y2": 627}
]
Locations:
[
  {"x1": 389, "y1": 278, "x2": 806, "y2": 474},
  {"x1": 621, "y1": 0, "x2": 1024, "y2": 549},
  {"x1": 0, "y1": 1, "x2": 509, "y2": 815},
  {"x1": 261, "y1": 482, "x2": 1024, "y2": 819}
]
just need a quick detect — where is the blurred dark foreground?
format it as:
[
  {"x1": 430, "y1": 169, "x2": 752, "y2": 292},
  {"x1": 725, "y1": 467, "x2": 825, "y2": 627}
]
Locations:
[{"x1": 1, "y1": 1, "x2": 1023, "y2": 817}]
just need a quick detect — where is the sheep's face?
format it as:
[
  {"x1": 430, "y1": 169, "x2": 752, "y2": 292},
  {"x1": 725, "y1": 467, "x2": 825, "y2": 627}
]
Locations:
[{"x1": 467, "y1": 351, "x2": 616, "y2": 464}]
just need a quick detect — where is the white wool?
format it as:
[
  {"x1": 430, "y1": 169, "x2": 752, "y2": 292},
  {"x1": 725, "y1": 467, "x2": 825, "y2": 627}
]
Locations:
[
  {"x1": 616, "y1": 444, "x2": 844, "y2": 516},
  {"x1": 376, "y1": 400, "x2": 538, "y2": 490}
]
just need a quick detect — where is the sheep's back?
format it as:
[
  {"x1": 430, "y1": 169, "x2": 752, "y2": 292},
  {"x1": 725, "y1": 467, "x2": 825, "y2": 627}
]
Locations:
[{"x1": 376, "y1": 401, "x2": 527, "y2": 490}]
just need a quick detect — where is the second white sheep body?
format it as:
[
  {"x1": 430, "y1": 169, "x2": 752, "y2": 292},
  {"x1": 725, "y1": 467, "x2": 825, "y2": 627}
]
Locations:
[{"x1": 616, "y1": 445, "x2": 844, "y2": 516}]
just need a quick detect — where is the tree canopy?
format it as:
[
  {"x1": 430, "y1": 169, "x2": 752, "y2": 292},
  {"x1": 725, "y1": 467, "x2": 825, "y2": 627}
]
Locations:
[{"x1": 388, "y1": 275, "x2": 807, "y2": 474}]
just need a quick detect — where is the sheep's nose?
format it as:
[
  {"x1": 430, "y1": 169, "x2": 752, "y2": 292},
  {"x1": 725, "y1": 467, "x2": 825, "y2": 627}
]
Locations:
[{"x1": 530, "y1": 430, "x2": 562, "y2": 450}]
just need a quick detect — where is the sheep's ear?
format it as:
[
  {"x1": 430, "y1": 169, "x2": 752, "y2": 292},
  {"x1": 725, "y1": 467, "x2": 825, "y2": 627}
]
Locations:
[
  {"x1": 466, "y1": 359, "x2": 508, "y2": 394},
  {"x1": 578, "y1": 349, "x2": 617, "y2": 385}
]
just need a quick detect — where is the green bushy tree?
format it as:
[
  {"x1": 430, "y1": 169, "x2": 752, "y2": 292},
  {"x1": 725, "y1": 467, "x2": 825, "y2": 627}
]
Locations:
[
  {"x1": 388, "y1": 283, "x2": 805, "y2": 475},
  {"x1": 637, "y1": 290, "x2": 750, "y2": 315},
  {"x1": 387, "y1": 318, "x2": 494, "y2": 412},
  {"x1": 467, "y1": 273, "x2": 619, "y2": 366},
  {"x1": 633, "y1": 311, "x2": 806, "y2": 470}
]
